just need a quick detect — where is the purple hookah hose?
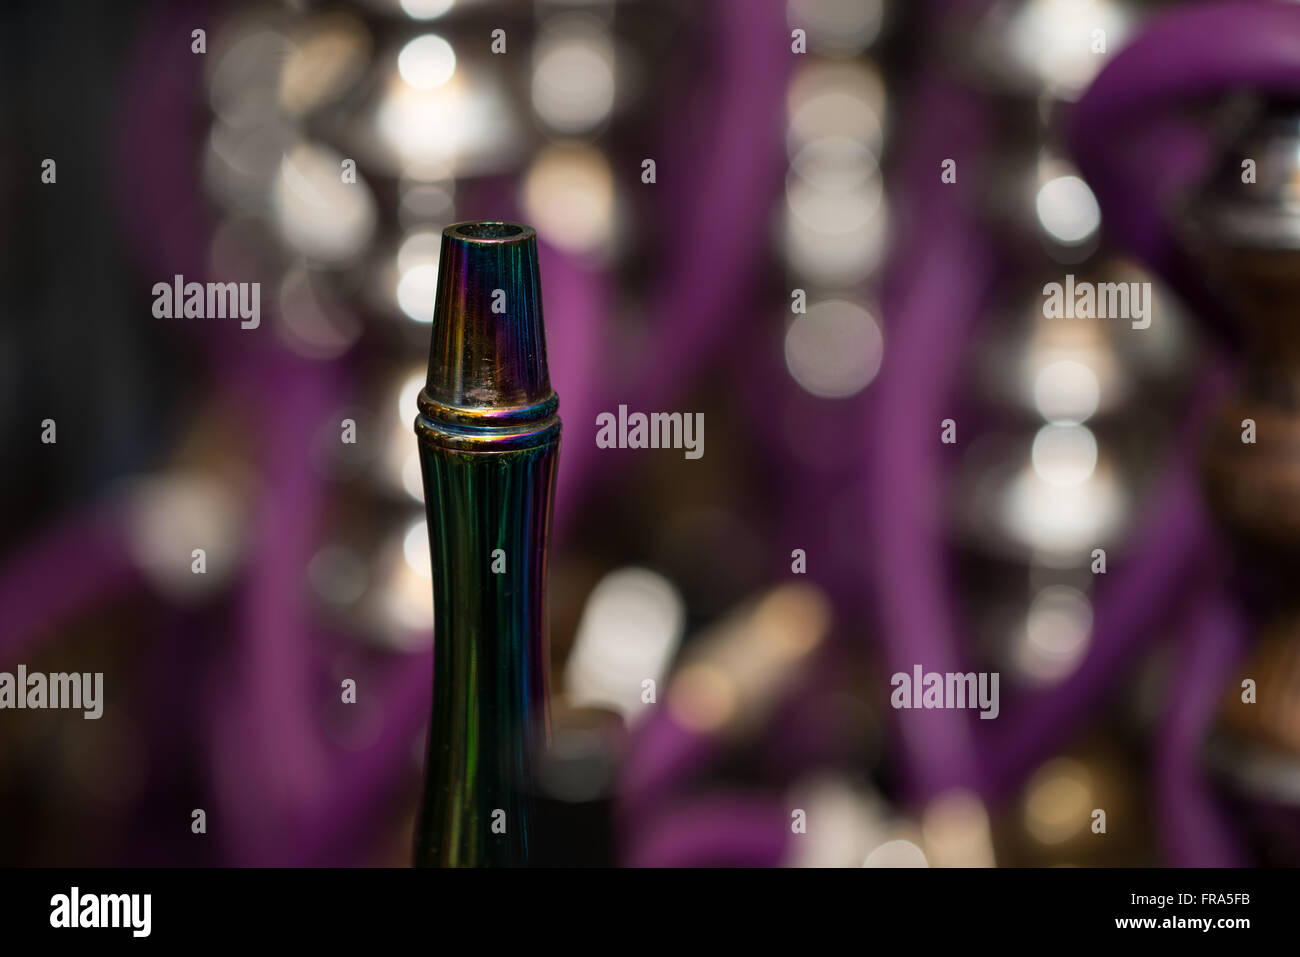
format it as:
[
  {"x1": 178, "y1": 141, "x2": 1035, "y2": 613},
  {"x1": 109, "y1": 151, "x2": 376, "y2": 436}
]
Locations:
[
  {"x1": 1068, "y1": 0, "x2": 1300, "y2": 336},
  {"x1": 862, "y1": 50, "x2": 997, "y2": 803},
  {"x1": 625, "y1": 791, "x2": 791, "y2": 869},
  {"x1": 1155, "y1": 570, "x2": 1250, "y2": 868},
  {"x1": 209, "y1": 352, "x2": 339, "y2": 864},
  {"x1": 0, "y1": 506, "x2": 141, "y2": 662}
]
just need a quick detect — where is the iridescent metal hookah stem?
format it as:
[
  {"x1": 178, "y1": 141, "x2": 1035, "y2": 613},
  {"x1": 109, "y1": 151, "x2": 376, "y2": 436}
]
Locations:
[{"x1": 412, "y1": 222, "x2": 561, "y2": 867}]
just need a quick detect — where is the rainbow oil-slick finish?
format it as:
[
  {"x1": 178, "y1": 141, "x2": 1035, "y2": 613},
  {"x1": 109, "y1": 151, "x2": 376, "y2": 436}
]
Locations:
[{"x1": 412, "y1": 223, "x2": 560, "y2": 867}]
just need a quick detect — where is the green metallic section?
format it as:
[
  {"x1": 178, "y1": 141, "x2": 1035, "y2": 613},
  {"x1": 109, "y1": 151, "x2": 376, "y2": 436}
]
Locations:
[
  {"x1": 412, "y1": 429, "x2": 560, "y2": 867},
  {"x1": 412, "y1": 221, "x2": 560, "y2": 868}
]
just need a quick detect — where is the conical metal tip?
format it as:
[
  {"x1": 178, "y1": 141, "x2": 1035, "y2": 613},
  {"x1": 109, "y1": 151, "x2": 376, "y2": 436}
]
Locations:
[{"x1": 420, "y1": 222, "x2": 556, "y2": 434}]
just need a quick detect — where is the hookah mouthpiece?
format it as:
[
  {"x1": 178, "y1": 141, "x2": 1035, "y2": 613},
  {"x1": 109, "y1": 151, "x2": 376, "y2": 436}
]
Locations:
[{"x1": 413, "y1": 222, "x2": 561, "y2": 867}]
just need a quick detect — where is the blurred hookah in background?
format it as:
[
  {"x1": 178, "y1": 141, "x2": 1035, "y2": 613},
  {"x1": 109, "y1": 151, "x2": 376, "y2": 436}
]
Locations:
[
  {"x1": 1192, "y1": 102, "x2": 1300, "y2": 865},
  {"x1": 1068, "y1": 0, "x2": 1300, "y2": 864}
]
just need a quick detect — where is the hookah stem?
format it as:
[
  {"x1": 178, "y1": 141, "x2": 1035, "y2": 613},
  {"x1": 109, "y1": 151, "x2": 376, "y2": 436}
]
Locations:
[{"x1": 413, "y1": 222, "x2": 561, "y2": 867}]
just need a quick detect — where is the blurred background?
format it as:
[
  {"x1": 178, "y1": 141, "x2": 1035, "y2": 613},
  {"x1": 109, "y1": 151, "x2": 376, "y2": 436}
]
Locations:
[{"x1": 2, "y1": 0, "x2": 1298, "y2": 866}]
